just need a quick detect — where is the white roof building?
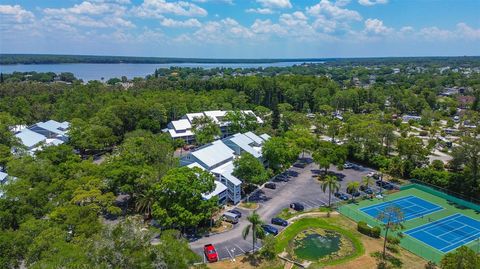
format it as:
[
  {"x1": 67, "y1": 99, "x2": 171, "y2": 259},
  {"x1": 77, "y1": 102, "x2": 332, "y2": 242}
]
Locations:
[
  {"x1": 165, "y1": 110, "x2": 263, "y2": 143},
  {"x1": 15, "y1": 129, "x2": 47, "y2": 149},
  {"x1": 191, "y1": 140, "x2": 235, "y2": 170},
  {"x1": 202, "y1": 181, "x2": 228, "y2": 201}
]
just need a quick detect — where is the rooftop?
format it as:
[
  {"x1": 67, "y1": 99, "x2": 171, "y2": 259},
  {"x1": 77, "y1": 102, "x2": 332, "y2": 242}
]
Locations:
[
  {"x1": 15, "y1": 129, "x2": 47, "y2": 148},
  {"x1": 35, "y1": 120, "x2": 69, "y2": 136},
  {"x1": 202, "y1": 181, "x2": 228, "y2": 200},
  {"x1": 211, "y1": 161, "x2": 242, "y2": 186},
  {"x1": 191, "y1": 140, "x2": 235, "y2": 168}
]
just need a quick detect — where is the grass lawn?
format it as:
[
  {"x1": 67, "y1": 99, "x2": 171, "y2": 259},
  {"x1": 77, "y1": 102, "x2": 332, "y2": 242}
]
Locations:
[
  {"x1": 238, "y1": 202, "x2": 259, "y2": 210},
  {"x1": 276, "y1": 207, "x2": 331, "y2": 220},
  {"x1": 275, "y1": 217, "x2": 365, "y2": 267}
]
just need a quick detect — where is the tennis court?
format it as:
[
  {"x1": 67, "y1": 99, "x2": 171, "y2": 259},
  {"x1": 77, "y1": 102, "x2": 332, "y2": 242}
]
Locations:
[
  {"x1": 360, "y1": 195, "x2": 442, "y2": 223},
  {"x1": 405, "y1": 213, "x2": 480, "y2": 253}
]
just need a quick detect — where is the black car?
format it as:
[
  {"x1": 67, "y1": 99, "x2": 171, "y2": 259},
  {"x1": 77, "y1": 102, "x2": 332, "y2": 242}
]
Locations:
[
  {"x1": 228, "y1": 209, "x2": 242, "y2": 218},
  {"x1": 290, "y1": 202, "x2": 304, "y2": 211},
  {"x1": 275, "y1": 175, "x2": 289, "y2": 182},
  {"x1": 271, "y1": 217, "x2": 288, "y2": 226},
  {"x1": 265, "y1": 182, "x2": 277, "y2": 189},
  {"x1": 261, "y1": 224, "x2": 279, "y2": 236},
  {"x1": 293, "y1": 162, "x2": 307, "y2": 168},
  {"x1": 360, "y1": 185, "x2": 373, "y2": 194},
  {"x1": 334, "y1": 192, "x2": 349, "y2": 201}
]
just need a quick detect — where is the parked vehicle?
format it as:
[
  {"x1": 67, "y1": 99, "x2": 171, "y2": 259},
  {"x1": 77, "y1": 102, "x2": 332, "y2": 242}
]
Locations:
[
  {"x1": 290, "y1": 202, "x2": 304, "y2": 211},
  {"x1": 222, "y1": 212, "x2": 239, "y2": 224},
  {"x1": 334, "y1": 192, "x2": 349, "y2": 201},
  {"x1": 293, "y1": 162, "x2": 307, "y2": 168},
  {"x1": 228, "y1": 209, "x2": 242, "y2": 218},
  {"x1": 265, "y1": 182, "x2": 277, "y2": 189},
  {"x1": 344, "y1": 162, "x2": 354, "y2": 169},
  {"x1": 203, "y1": 244, "x2": 218, "y2": 262},
  {"x1": 360, "y1": 185, "x2": 373, "y2": 194},
  {"x1": 271, "y1": 217, "x2": 288, "y2": 226},
  {"x1": 261, "y1": 224, "x2": 279, "y2": 235}
]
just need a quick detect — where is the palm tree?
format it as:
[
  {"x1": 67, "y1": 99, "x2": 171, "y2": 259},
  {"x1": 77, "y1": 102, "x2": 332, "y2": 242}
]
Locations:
[
  {"x1": 135, "y1": 190, "x2": 156, "y2": 220},
  {"x1": 346, "y1": 181, "x2": 360, "y2": 201},
  {"x1": 242, "y1": 211, "x2": 264, "y2": 254},
  {"x1": 321, "y1": 175, "x2": 340, "y2": 209},
  {"x1": 362, "y1": 176, "x2": 374, "y2": 189},
  {"x1": 377, "y1": 206, "x2": 404, "y2": 260}
]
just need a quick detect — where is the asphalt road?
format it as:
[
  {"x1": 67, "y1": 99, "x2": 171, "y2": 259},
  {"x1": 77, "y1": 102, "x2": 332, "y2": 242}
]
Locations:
[{"x1": 190, "y1": 157, "x2": 377, "y2": 262}]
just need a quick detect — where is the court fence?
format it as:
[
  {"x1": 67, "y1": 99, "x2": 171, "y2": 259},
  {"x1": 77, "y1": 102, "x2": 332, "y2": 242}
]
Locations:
[{"x1": 401, "y1": 182, "x2": 480, "y2": 211}]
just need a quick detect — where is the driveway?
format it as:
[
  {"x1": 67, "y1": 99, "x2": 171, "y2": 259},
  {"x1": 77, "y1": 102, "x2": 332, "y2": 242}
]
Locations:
[{"x1": 190, "y1": 156, "x2": 377, "y2": 262}]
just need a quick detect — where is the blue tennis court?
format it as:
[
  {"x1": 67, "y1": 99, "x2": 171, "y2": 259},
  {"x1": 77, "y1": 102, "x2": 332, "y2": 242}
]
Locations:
[
  {"x1": 405, "y1": 214, "x2": 480, "y2": 253},
  {"x1": 360, "y1": 196, "x2": 442, "y2": 222}
]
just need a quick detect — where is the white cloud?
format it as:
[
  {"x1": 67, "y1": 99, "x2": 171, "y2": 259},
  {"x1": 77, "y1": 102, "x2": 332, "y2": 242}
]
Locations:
[
  {"x1": 256, "y1": 0, "x2": 292, "y2": 9},
  {"x1": 364, "y1": 18, "x2": 392, "y2": 34},
  {"x1": 358, "y1": 0, "x2": 388, "y2": 6},
  {"x1": 246, "y1": 8, "x2": 274, "y2": 14},
  {"x1": 160, "y1": 18, "x2": 201, "y2": 27},
  {"x1": 251, "y1": 19, "x2": 286, "y2": 35},
  {"x1": 132, "y1": 0, "x2": 207, "y2": 18},
  {"x1": 0, "y1": 4, "x2": 34, "y2": 23},
  {"x1": 42, "y1": 1, "x2": 133, "y2": 30},
  {"x1": 456, "y1": 23, "x2": 480, "y2": 40},
  {"x1": 307, "y1": 0, "x2": 362, "y2": 21}
]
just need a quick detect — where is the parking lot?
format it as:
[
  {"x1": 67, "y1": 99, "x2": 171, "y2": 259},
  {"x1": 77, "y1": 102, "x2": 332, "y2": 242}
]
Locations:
[{"x1": 189, "y1": 156, "x2": 378, "y2": 262}]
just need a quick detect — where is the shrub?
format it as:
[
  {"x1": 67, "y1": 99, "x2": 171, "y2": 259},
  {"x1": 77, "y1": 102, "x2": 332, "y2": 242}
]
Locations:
[{"x1": 357, "y1": 221, "x2": 381, "y2": 238}]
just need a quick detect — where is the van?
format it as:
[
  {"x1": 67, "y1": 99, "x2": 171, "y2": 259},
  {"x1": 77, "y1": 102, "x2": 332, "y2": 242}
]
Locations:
[{"x1": 222, "y1": 212, "x2": 239, "y2": 224}]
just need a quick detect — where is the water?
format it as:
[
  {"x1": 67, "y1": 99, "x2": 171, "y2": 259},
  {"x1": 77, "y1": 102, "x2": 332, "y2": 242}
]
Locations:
[
  {"x1": 0, "y1": 61, "x2": 320, "y2": 82},
  {"x1": 293, "y1": 230, "x2": 341, "y2": 261}
]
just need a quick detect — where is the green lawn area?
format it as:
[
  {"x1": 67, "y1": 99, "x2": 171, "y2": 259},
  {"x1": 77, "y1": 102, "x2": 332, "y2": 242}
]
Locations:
[
  {"x1": 275, "y1": 207, "x2": 331, "y2": 220},
  {"x1": 338, "y1": 184, "x2": 480, "y2": 263},
  {"x1": 275, "y1": 217, "x2": 365, "y2": 267}
]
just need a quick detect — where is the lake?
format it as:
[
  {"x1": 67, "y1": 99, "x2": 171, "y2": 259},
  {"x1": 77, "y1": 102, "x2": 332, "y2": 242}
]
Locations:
[{"x1": 0, "y1": 61, "x2": 320, "y2": 82}]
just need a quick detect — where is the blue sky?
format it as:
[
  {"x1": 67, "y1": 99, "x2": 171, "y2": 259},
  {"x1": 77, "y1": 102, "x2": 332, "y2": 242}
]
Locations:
[{"x1": 0, "y1": 0, "x2": 479, "y2": 58}]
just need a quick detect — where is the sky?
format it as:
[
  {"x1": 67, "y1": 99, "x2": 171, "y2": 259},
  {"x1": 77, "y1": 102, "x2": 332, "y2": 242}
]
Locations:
[{"x1": 0, "y1": 0, "x2": 479, "y2": 58}]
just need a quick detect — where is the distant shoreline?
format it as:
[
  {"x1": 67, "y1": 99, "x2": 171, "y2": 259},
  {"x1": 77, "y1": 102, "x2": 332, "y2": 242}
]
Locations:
[
  {"x1": 1, "y1": 54, "x2": 479, "y2": 65},
  {"x1": 0, "y1": 54, "x2": 328, "y2": 65}
]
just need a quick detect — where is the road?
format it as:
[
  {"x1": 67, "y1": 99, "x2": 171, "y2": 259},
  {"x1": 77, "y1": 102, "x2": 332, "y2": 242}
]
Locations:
[{"x1": 190, "y1": 157, "x2": 377, "y2": 262}]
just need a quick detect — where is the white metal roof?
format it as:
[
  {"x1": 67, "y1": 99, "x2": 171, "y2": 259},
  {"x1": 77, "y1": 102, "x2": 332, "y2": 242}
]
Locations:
[
  {"x1": 211, "y1": 161, "x2": 242, "y2": 186},
  {"x1": 0, "y1": 172, "x2": 7, "y2": 183},
  {"x1": 168, "y1": 128, "x2": 193, "y2": 138},
  {"x1": 227, "y1": 133, "x2": 261, "y2": 158},
  {"x1": 202, "y1": 181, "x2": 228, "y2": 200},
  {"x1": 191, "y1": 140, "x2": 234, "y2": 168},
  {"x1": 185, "y1": 112, "x2": 205, "y2": 123},
  {"x1": 15, "y1": 129, "x2": 47, "y2": 148},
  {"x1": 187, "y1": 162, "x2": 205, "y2": 170},
  {"x1": 35, "y1": 120, "x2": 69, "y2": 136},
  {"x1": 45, "y1": 138, "x2": 65, "y2": 146},
  {"x1": 204, "y1": 110, "x2": 226, "y2": 123},
  {"x1": 171, "y1": 119, "x2": 191, "y2": 131},
  {"x1": 243, "y1": 131, "x2": 264, "y2": 145},
  {"x1": 260, "y1": 133, "x2": 271, "y2": 141}
]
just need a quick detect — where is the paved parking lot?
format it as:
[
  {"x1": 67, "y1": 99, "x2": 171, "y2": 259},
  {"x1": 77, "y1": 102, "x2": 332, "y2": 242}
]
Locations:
[{"x1": 189, "y1": 156, "x2": 377, "y2": 262}]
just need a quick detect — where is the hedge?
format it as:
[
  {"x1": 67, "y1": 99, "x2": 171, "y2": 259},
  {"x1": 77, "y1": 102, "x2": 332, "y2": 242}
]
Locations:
[{"x1": 357, "y1": 221, "x2": 381, "y2": 238}]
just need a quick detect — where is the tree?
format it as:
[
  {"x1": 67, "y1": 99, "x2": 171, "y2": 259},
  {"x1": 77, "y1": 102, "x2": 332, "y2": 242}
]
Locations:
[
  {"x1": 151, "y1": 167, "x2": 218, "y2": 230},
  {"x1": 68, "y1": 118, "x2": 117, "y2": 155},
  {"x1": 89, "y1": 217, "x2": 199, "y2": 269},
  {"x1": 224, "y1": 110, "x2": 259, "y2": 133},
  {"x1": 284, "y1": 125, "x2": 315, "y2": 158},
  {"x1": 262, "y1": 137, "x2": 300, "y2": 172},
  {"x1": 232, "y1": 152, "x2": 268, "y2": 197},
  {"x1": 321, "y1": 175, "x2": 340, "y2": 209},
  {"x1": 191, "y1": 115, "x2": 221, "y2": 145},
  {"x1": 362, "y1": 176, "x2": 375, "y2": 189},
  {"x1": 450, "y1": 136, "x2": 480, "y2": 197},
  {"x1": 440, "y1": 246, "x2": 480, "y2": 269},
  {"x1": 377, "y1": 206, "x2": 404, "y2": 260},
  {"x1": 242, "y1": 211, "x2": 264, "y2": 254},
  {"x1": 313, "y1": 141, "x2": 347, "y2": 174},
  {"x1": 346, "y1": 181, "x2": 360, "y2": 201},
  {"x1": 135, "y1": 189, "x2": 156, "y2": 220},
  {"x1": 327, "y1": 118, "x2": 343, "y2": 143}
]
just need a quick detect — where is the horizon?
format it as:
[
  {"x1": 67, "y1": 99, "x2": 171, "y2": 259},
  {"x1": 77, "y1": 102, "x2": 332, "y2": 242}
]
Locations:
[{"x1": 1, "y1": 0, "x2": 479, "y2": 58}]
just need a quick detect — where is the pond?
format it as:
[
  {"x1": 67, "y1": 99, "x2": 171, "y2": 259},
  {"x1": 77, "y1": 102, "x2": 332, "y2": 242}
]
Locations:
[
  {"x1": 289, "y1": 228, "x2": 354, "y2": 263},
  {"x1": 293, "y1": 230, "x2": 341, "y2": 260}
]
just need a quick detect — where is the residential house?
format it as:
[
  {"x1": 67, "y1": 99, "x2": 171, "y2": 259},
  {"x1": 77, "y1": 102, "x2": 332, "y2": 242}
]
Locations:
[{"x1": 13, "y1": 120, "x2": 70, "y2": 155}]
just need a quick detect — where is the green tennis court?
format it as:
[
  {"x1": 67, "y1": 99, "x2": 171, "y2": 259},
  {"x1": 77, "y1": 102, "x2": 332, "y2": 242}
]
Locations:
[{"x1": 338, "y1": 184, "x2": 480, "y2": 263}]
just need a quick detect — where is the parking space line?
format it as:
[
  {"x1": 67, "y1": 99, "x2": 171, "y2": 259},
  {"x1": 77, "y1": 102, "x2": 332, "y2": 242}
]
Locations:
[
  {"x1": 234, "y1": 243, "x2": 245, "y2": 253},
  {"x1": 225, "y1": 246, "x2": 234, "y2": 260}
]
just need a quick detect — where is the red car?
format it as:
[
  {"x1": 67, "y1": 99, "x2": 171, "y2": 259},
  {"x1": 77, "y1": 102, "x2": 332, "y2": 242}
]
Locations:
[{"x1": 204, "y1": 244, "x2": 218, "y2": 262}]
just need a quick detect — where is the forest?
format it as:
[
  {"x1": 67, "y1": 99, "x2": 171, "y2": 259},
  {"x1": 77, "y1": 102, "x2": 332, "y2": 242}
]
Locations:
[{"x1": 0, "y1": 59, "x2": 479, "y2": 268}]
